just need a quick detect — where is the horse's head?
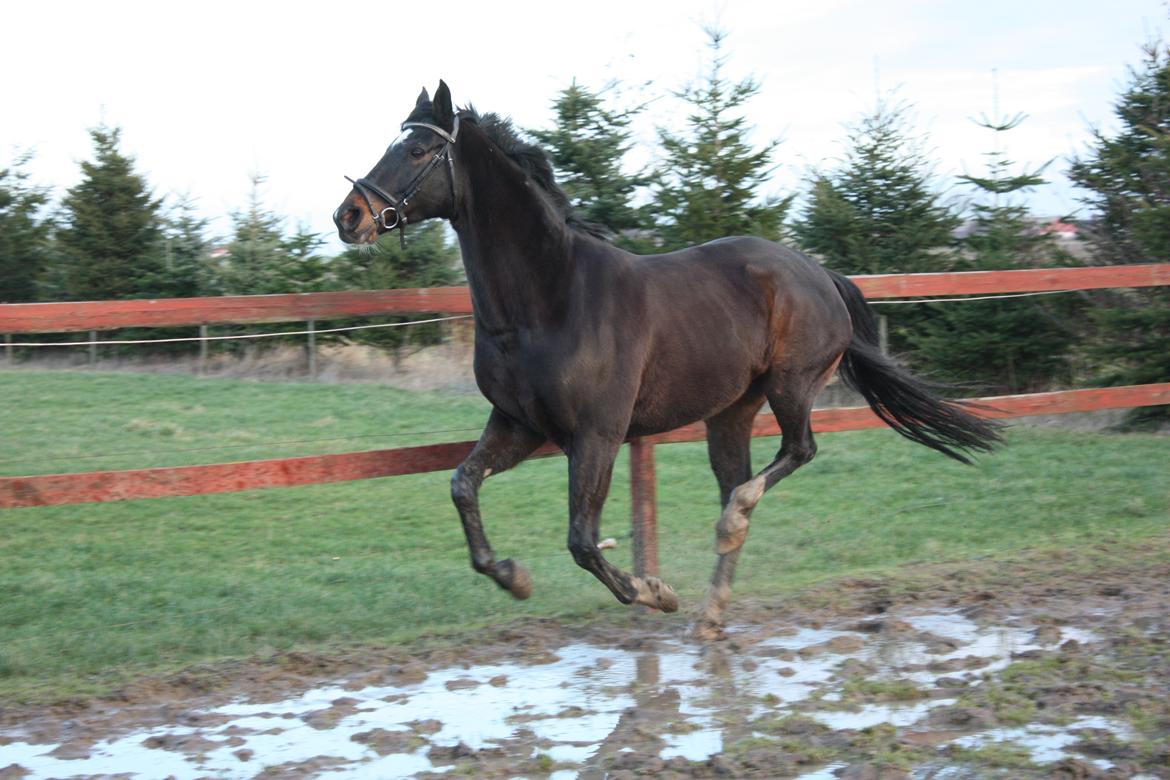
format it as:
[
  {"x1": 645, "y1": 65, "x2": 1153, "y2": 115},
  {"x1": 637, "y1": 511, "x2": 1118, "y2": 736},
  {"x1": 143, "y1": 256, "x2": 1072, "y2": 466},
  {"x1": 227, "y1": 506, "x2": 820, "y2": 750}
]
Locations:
[{"x1": 334, "y1": 80, "x2": 459, "y2": 244}]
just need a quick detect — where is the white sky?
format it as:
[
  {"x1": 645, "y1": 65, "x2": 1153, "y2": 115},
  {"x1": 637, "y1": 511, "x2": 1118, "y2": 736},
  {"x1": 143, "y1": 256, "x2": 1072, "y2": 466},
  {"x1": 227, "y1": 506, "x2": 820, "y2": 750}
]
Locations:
[{"x1": 2, "y1": 0, "x2": 1166, "y2": 251}]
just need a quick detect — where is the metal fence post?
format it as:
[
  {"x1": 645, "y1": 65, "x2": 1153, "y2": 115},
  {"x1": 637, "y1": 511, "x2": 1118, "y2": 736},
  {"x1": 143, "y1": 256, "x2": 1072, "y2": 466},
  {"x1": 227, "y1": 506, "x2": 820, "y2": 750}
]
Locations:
[
  {"x1": 878, "y1": 314, "x2": 889, "y2": 357},
  {"x1": 4, "y1": 334, "x2": 12, "y2": 364},
  {"x1": 88, "y1": 330, "x2": 98, "y2": 366},
  {"x1": 629, "y1": 437, "x2": 659, "y2": 581}
]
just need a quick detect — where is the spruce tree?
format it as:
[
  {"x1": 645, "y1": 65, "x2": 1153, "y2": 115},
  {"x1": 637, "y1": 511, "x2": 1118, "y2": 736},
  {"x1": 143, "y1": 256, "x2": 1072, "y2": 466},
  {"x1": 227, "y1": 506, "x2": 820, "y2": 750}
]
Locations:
[
  {"x1": 794, "y1": 98, "x2": 958, "y2": 353},
  {"x1": 1069, "y1": 42, "x2": 1170, "y2": 425},
  {"x1": 908, "y1": 112, "x2": 1079, "y2": 392},
  {"x1": 216, "y1": 175, "x2": 326, "y2": 295},
  {"x1": 155, "y1": 195, "x2": 214, "y2": 298},
  {"x1": 0, "y1": 151, "x2": 51, "y2": 303},
  {"x1": 529, "y1": 80, "x2": 650, "y2": 247},
  {"x1": 795, "y1": 99, "x2": 958, "y2": 276},
  {"x1": 652, "y1": 26, "x2": 789, "y2": 250},
  {"x1": 56, "y1": 125, "x2": 165, "y2": 300}
]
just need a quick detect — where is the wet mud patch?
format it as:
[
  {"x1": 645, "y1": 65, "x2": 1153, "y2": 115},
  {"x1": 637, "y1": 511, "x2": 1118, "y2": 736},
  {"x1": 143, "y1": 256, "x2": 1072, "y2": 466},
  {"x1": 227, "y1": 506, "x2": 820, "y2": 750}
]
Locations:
[{"x1": 1, "y1": 543, "x2": 1168, "y2": 778}]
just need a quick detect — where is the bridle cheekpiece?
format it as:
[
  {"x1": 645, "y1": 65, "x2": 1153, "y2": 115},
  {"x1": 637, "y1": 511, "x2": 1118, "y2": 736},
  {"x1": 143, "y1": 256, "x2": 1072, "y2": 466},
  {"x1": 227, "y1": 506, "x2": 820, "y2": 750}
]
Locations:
[{"x1": 344, "y1": 115, "x2": 460, "y2": 247}]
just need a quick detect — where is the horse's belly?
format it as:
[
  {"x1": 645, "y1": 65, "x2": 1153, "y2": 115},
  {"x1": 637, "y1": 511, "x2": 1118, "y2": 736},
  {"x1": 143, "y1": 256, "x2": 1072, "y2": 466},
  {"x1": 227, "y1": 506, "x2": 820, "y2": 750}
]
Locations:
[{"x1": 628, "y1": 347, "x2": 763, "y2": 436}]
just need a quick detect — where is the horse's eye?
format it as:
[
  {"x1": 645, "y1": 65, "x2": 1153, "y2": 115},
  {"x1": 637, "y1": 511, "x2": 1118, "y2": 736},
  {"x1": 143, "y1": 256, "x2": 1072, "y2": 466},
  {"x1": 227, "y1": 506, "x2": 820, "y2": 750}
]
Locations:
[{"x1": 410, "y1": 146, "x2": 427, "y2": 159}]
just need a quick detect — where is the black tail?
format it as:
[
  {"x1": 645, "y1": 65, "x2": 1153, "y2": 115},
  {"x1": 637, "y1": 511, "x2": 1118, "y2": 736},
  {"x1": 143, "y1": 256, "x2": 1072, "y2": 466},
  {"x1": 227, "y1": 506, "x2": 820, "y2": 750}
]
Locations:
[{"x1": 827, "y1": 270, "x2": 1003, "y2": 464}]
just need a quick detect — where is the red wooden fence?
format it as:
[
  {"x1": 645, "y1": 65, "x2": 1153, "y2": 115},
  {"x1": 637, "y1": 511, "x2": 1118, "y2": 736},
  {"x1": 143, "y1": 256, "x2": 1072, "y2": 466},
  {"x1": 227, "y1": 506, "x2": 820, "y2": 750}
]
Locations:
[
  {"x1": 3, "y1": 264, "x2": 1169, "y2": 334},
  {"x1": 2, "y1": 383, "x2": 1167, "y2": 510},
  {"x1": 2, "y1": 266, "x2": 1167, "y2": 551}
]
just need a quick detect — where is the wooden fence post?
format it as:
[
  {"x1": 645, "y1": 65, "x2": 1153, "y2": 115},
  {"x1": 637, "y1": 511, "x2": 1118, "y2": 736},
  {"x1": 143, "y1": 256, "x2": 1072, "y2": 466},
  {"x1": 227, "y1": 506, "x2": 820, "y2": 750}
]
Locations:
[
  {"x1": 629, "y1": 438, "x2": 659, "y2": 581},
  {"x1": 306, "y1": 320, "x2": 317, "y2": 380},
  {"x1": 198, "y1": 325, "x2": 208, "y2": 375}
]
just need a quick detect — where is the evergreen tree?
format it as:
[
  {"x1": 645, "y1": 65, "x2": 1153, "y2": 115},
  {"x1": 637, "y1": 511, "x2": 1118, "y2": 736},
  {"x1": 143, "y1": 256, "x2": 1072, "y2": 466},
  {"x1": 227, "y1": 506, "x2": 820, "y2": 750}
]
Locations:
[
  {"x1": 56, "y1": 124, "x2": 165, "y2": 300},
  {"x1": 908, "y1": 112, "x2": 1079, "y2": 392},
  {"x1": 1068, "y1": 42, "x2": 1170, "y2": 425},
  {"x1": 652, "y1": 26, "x2": 789, "y2": 250},
  {"x1": 794, "y1": 98, "x2": 958, "y2": 354},
  {"x1": 155, "y1": 195, "x2": 214, "y2": 298},
  {"x1": 0, "y1": 151, "x2": 51, "y2": 302},
  {"x1": 795, "y1": 99, "x2": 959, "y2": 276},
  {"x1": 529, "y1": 80, "x2": 651, "y2": 247},
  {"x1": 216, "y1": 175, "x2": 326, "y2": 295},
  {"x1": 282, "y1": 225, "x2": 330, "y2": 293},
  {"x1": 329, "y1": 221, "x2": 461, "y2": 349}
]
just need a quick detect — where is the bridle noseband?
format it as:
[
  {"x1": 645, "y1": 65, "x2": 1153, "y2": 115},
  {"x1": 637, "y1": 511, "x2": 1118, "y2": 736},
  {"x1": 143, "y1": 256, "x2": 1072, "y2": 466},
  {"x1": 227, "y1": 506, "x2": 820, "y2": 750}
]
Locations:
[{"x1": 344, "y1": 115, "x2": 460, "y2": 247}]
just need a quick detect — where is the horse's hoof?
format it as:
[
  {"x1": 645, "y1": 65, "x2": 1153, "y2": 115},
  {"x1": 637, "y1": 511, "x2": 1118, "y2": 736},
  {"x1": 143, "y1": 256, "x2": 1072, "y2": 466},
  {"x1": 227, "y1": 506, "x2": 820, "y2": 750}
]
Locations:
[
  {"x1": 499, "y1": 559, "x2": 532, "y2": 600},
  {"x1": 643, "y1": 577, "x2": 679, "y2": 613}
]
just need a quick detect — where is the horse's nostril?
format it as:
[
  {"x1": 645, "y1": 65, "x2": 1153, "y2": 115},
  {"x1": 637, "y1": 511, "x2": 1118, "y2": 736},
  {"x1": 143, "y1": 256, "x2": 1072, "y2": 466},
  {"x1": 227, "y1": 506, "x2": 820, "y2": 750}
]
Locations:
[{"x1": 334, "y1": 205, "x2": 361, "y2": 231}]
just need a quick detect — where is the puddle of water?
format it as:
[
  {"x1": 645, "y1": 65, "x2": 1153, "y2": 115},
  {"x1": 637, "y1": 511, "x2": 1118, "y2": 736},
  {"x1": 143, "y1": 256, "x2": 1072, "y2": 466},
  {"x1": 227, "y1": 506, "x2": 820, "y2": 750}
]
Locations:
[
  {"x1": 0, "y1": 612, "x2": 1113, "y2": 780},
  {"x1": 948, "y1": 715, "x2": 1135, "y2": 768},
  {"x1": 796, "y1": 762, "x2": 849, "y2": 779},
  {"x1": 809, "y1": 698, "x2": 956, "y2": 731}
]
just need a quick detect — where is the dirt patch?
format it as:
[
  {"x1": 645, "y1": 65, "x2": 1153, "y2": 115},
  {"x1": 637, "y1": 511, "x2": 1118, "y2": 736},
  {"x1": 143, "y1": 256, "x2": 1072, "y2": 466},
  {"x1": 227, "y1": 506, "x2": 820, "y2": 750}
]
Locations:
[{"x1": 1, "y1": 541, "x2": 1168, "y2": 778}]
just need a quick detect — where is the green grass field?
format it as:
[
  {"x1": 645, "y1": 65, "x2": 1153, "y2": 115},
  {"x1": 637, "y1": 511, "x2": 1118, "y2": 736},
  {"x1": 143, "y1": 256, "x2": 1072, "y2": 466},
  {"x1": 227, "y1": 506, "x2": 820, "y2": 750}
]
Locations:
[{"x1": 1, "y1": 370, "x2": 1168, "y2": 703}]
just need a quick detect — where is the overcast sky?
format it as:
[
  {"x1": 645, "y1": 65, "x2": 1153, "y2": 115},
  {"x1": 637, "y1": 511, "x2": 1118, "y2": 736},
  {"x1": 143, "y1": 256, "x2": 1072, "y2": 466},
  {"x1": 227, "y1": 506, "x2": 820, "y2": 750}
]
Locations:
[{"x1": 3, "y1": 0, "x2": 1167, "y2": 251}]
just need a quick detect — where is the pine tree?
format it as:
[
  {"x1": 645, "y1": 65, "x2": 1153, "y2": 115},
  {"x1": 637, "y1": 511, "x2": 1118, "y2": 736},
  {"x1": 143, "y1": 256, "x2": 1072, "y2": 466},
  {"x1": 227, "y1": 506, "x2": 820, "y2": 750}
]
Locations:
[
  {"x1": 908, "y1": 112, "x2": 1079, "y2": 392},
  {"x1": 0, "y1": 151, "x2": 51, "y2": 303},
  {"x1": 155, "y1": 195, "x2": 214, "y2": 298},
  {"x1": 652, "y1": 26, "x2": 789, "y2": 250},
  {"x1": 56, "y1": 125, "x2": 165, "y2": 300},
  {"x1": 794, "y1": 98, "x2": 958, "y2": 354},
  {"x1": 795, "y1": 99, "x2": 958, "y2": 276},
  {"x1": 216, "y1": 175, "x2": 326, "y2": 295},
  {"x1": 1068, "y1": 42, "x2": 1170, "y2": 425},
  {"x1": 529, "y1": 80, "x2": 650, "y2": 247}
]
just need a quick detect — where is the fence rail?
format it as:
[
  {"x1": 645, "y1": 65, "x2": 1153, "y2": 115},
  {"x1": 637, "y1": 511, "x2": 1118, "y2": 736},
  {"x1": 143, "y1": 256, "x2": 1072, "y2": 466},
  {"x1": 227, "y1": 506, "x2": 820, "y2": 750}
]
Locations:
[
  {"x1": 2, "y1": 383, "x2": 1167, "y2": 510},
  {"x1": 3, "y1": 264, "x2": 1169, "y2": 334}
]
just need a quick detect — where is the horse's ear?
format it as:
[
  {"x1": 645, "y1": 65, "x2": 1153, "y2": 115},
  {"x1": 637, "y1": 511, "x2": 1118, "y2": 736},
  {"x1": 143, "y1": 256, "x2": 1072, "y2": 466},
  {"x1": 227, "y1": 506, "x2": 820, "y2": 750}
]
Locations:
[
  {"x1": 433, "y1": 80, "x2": 454, "y2": 130},
  {"x1": 416, "y1": 87, "x2": 430, "y2": 107}
]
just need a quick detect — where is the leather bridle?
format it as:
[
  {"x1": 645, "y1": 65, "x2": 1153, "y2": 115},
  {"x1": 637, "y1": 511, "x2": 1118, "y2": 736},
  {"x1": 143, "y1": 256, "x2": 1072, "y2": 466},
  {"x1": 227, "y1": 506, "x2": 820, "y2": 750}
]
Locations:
[{"x1": 344, "y1": 115, "x2": 460, "y2": 247}]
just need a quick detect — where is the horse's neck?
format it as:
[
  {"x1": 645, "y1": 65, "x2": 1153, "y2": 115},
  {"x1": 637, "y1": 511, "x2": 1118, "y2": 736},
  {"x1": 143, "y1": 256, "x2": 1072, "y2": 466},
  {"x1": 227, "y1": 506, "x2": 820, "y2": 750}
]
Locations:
[{"x1": 452, "y1": 130, "x2": 574, "y2": 333}]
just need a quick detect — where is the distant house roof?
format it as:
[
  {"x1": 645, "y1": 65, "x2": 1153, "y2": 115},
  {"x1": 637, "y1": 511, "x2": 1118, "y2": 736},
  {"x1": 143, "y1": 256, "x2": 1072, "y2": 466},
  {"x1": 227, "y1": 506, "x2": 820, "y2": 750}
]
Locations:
[{"x1": 1039, "y1": 219, "x2": 1079, "y2": 238}]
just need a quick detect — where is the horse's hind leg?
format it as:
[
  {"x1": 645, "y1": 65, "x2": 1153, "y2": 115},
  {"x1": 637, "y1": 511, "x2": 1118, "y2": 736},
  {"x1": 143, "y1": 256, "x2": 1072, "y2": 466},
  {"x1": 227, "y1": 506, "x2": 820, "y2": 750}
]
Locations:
[
  {"x1": 694, "y1": 394, "x2": 763, "y2": 638},
  {"x1": 566, "y1": 433, "x2": 680, "y2": 612},
  {"x1": 451, "y1": 408, "x2": 546, "y2": 599},
  {"x1": 696, "y1": 364, "x2": 838, "y2": 638}
]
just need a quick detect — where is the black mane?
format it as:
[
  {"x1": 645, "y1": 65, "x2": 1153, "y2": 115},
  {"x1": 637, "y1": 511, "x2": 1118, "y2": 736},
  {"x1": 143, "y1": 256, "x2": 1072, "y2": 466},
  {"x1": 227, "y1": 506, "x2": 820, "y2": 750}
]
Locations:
[{"x1": 407, "y1": 100, "x2": 609, "y2": 240}]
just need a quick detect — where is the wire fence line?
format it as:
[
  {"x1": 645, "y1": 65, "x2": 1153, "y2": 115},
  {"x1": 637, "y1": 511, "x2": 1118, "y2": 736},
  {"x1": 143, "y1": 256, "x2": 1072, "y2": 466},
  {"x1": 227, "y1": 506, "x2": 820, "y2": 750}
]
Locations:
[
  {"x1": 868, "y1": 289, "x2": 1079, "y2": 305},
  {"x1": 1, "y1": 314, "x2": 474, "y2": 348}
]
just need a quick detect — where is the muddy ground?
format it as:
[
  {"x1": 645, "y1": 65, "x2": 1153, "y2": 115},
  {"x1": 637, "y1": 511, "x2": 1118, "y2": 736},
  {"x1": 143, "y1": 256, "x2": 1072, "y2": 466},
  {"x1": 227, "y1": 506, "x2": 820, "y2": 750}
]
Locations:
[{"x1": 1, "y1": 541, "x2": 1167, "y2": 779}]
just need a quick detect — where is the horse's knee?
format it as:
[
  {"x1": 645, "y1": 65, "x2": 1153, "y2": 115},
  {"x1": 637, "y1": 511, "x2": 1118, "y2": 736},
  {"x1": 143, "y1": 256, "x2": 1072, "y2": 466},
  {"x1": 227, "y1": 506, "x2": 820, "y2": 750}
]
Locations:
[
  {"x1": 450, "y1": 467, "x2": 478, "y2": 510},
  {"x1": 567, "y1": 529, "x2": 599, "y2": 570}
]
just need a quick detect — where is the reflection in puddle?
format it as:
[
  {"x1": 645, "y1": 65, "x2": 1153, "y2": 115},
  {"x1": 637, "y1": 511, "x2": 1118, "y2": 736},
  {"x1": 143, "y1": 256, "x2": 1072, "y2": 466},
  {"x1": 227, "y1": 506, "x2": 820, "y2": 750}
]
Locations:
[{"x1": 0, "y1": 611, "x2": 1108, "y2": 779}]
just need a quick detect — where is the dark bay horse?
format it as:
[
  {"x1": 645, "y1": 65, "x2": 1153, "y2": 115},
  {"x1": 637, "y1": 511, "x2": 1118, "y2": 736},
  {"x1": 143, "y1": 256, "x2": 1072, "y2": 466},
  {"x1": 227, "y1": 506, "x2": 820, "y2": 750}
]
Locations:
[{"x1": 333, "y1": 81, "x2": 1001, "y2": 637}]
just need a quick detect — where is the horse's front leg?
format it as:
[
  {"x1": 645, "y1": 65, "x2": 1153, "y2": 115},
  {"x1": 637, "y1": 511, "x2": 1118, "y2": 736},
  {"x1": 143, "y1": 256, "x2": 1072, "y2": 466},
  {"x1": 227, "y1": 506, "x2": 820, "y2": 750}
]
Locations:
[
  {"x1": 566, "y1": 434, "x2": 679, "y2": 612},
  {"x1": 452, "y1": 408, "x2": 546, "y2": 599}
]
